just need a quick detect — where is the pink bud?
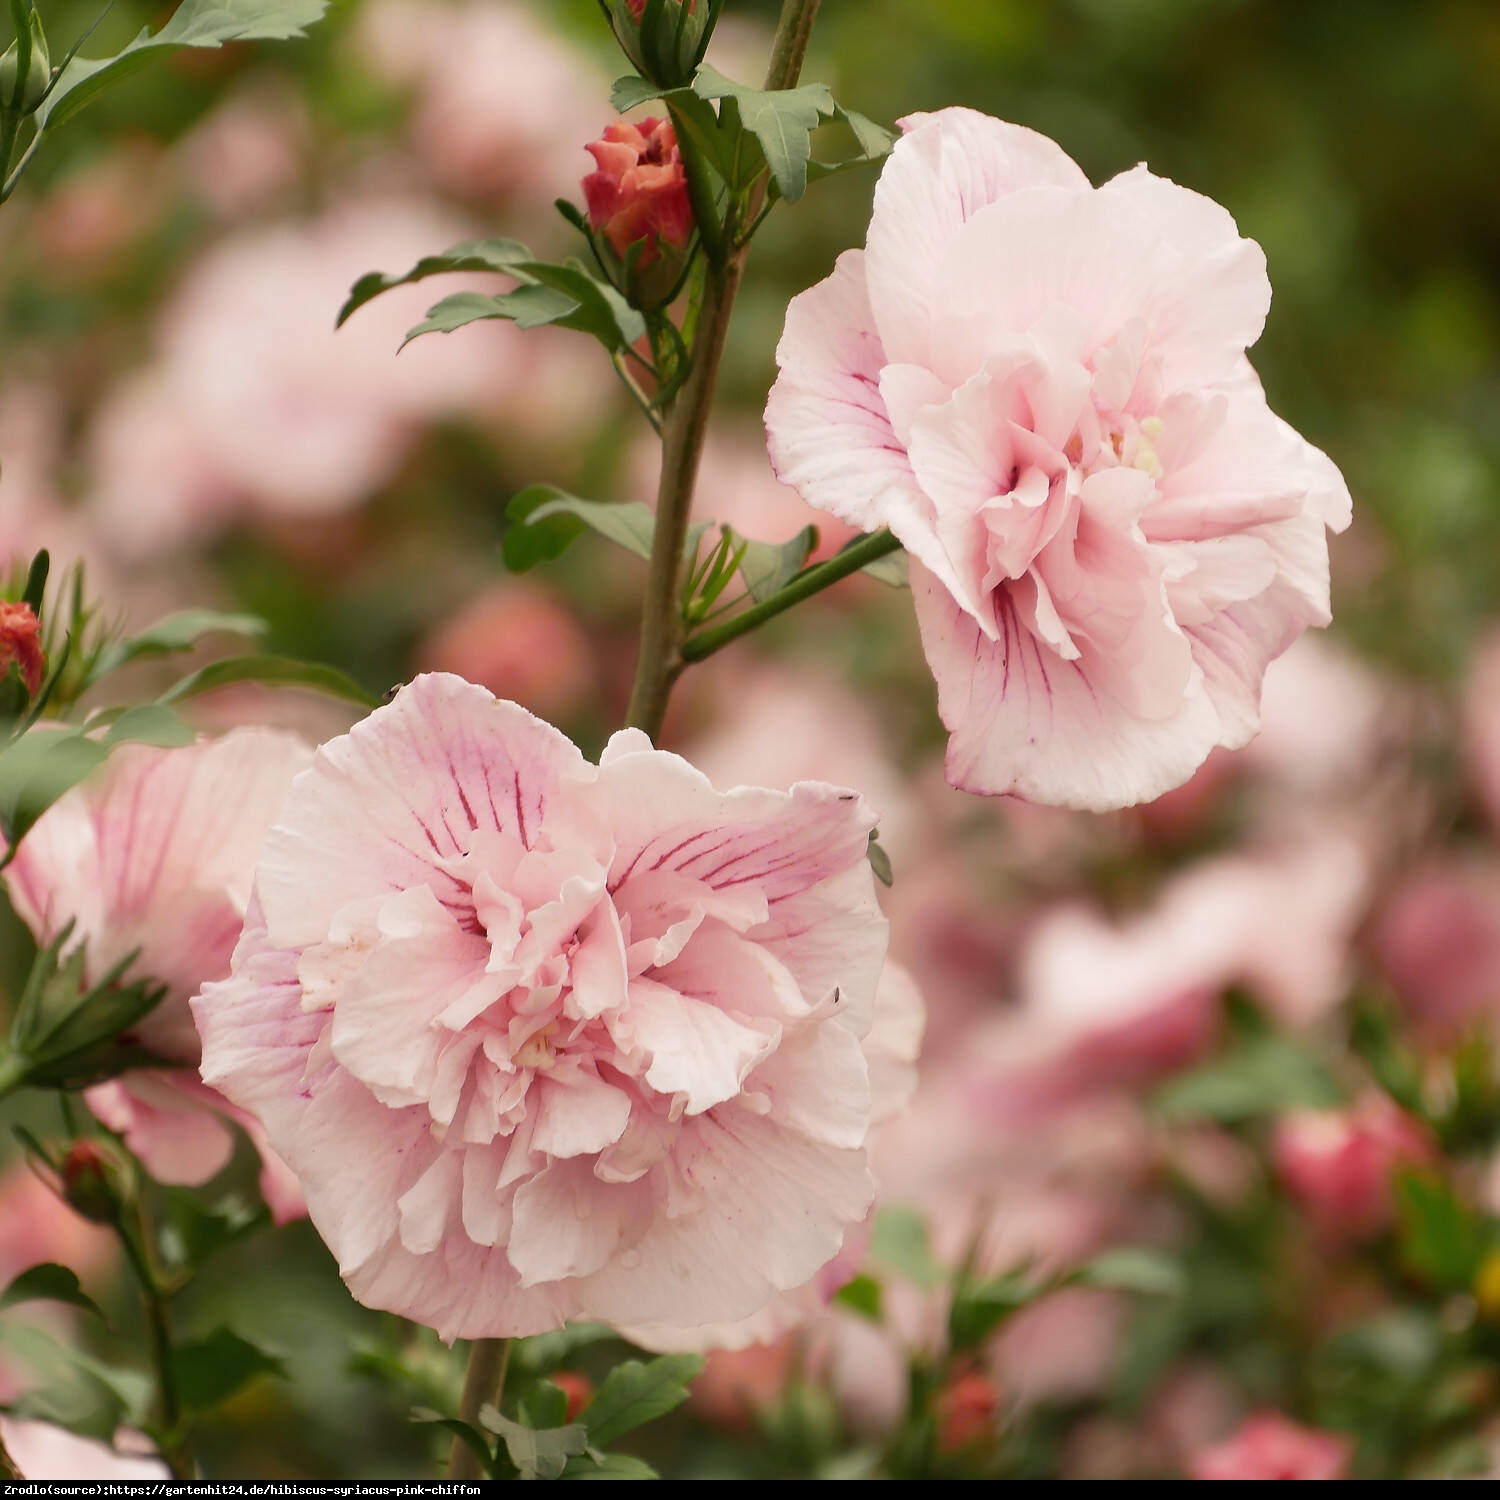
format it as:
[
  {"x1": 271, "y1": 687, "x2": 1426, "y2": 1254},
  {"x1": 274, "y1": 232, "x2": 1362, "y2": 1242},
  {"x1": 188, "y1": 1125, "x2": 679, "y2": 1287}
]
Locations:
[
  {"x1": 1273, "y1": 1093, "x2": 1430, "y2": 1240},
  {"x1": 582, "y1": 117, "x2": 694, "y2": 270},
  {"x1": 0, "y1": 600, "x2": 44, "y2": 696},
  {"x1": 1189, "y1": 1412, "x2": 1352, "y2": 1481}
]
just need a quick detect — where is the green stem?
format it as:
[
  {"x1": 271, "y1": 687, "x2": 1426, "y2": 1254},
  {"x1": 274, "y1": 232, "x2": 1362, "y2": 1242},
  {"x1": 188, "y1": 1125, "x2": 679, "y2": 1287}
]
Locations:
[
  {"x1": 450, "y1": 1338, "x2": 510, "y2": 1481},
  {"x1": 681, "y1": 530, "x2": 902, "y2": 663},
  {"x1": 622, "y1": 0, "x2": 824, "y2": 740},
  {"x1": 765, "y1": 0, "x2": 823, "y2": 93},
  {"x1": 119, "y1": 1222, "x2": 194, "y2": 1480},
  {"x1": 0, "y1": 1045, "x2": 26, "y2": 1103}
]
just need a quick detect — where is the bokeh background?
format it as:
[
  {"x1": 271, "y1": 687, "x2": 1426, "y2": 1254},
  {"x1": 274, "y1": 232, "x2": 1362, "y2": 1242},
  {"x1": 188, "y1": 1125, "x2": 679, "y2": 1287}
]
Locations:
[{"x1": 4, "y1": 0, "x2": 1500, "y2": 1480}]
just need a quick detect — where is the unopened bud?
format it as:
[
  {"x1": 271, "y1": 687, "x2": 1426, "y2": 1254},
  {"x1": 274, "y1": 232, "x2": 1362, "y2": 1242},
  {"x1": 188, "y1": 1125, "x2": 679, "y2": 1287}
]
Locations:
[
  {"x1": 606, "y1": 0, "x2": 713, "y2": 90},
  {"x1": 60, "y1": 1139, "x2": 134, "y2": 1225},
  {"x1": 582, "y1": 117, "x2": 693, "y2": 308},
  {"x1": 0, "y1": 13, "x2": 50, "y2": 117},
  {"x1": 0, "y1": 600, "x2": 45, "y2": 696},
  {"x1": 550, "y1": 1371, "x2": 593, "y2": 1423}
]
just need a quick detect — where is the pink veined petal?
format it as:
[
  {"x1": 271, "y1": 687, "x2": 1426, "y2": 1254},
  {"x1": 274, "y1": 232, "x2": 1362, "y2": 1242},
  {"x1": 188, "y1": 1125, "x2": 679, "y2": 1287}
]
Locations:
[
  {"x1": 625, "y1": 977, "x2": 780, "y2": 1116},
  {"x1": 349, "y1": 1233, "x2": 567, "y2": 1344},
  {"x1": 1097, "y1": 165, "x2": 1271, "y2": 388},
  {"x1": 325, "y1": 885, "x2": 494, "y2": 1112},
  {"x1": 913, "y1": 561, "x2": 1222, "y2": 811},
  {"x1": 530, "y1": 1070, "x2": 633, "y2": 1159},
  {"x1": 929, "y1": 187, "x2": 1174, "y2": 390},
  {"x1": 865, "y1": 108, "x2": 1090, "y2": 368},
  {"x1": 6, "y1": 728, "x2": 312, "y2": 1058},
  {"x1": 256, "y1": 673, "x2": 588, "y2": 952},
  {"x1": 587, "y1": 737, "x2": 879, "y2": 910},
  {"x1": 507, "y1": 1156, "x2": 650, "y2": 1287},
  {"x1": 764, "y1": 251, "x2": 963, "y2": 595},
  {"x1": 743, "y1": 1007, "x2": 872, "y2": 1150},
  {"x1": 571, "y1": 1106, "x2": 873, "y2": 1329},
  {"x1": 749, "y1": 858, "x2": 889, "y2": 1040}
]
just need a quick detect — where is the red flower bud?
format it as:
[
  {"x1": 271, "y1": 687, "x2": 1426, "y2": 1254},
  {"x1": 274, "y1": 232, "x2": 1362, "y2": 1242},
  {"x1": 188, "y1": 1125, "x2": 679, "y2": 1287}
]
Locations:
[
  {"x1": 0, "y1": 600, "x2": 45, "y2": 697},
  {"x1": 934, "y1": 1369, "x2": 1002, "y2": 1453},
  {"x1": 582, "y1": 117, "x2": 694, "y2": 273},
  {"x1": 550, "y1": 1370, "x2": 593, "y2": 1424}
]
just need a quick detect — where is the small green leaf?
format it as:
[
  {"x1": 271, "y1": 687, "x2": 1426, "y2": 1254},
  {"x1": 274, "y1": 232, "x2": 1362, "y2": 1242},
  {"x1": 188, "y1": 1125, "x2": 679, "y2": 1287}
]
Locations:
[
  {"x1": 834, "y1": 1273, "x2": 883, "y2": 1322},
  {"x1": 693, "y1": 65, "x2": 834, "y2": 201},
  {"x1": 36, "y1": 0, "x2": 331, "y2": 133},
  {"x1": 514, "y1": 1324, "x2": 617, "y2": 1374},
  {"x1": 338, "y1": 238, "x2": 533, "y2": 326},
  {"x1": 560, "y1": 1451, "x2": 660, "y2": 1480},
  {"x1": 732, "y1": 524, "x2": 818, "y2": 604},
  {"x1": 870, "y1": 1206, "x2": 944, "y2": 1288},
  {"x1": 20, "y1": 550, "x2": 48, "y2": 615},
  {"x1": 100, "y1": 704, "x2": 194, "y2": 750},
  {"x1": 0, "y1": 1323, "x2": 140, "y2": 1442},
  {"x1": 505, "y1": 487, "x2": 656, "y2": 572},
  {"x1": 0, "y1": 1263, "x2": 104, "y2": 1320},
  {"x1": 610, "y1": 74, "x2": 663, "y2": 113},
  {"x1": 1072, "y1": 1247, "x2": 1186, "y2": 1298},
  {"x1": 866, "y1": 832, "x2": 893, "y2": 888},
  {"x1": 411, "y1": 1410, "x2": 494, "y2": 1472},
  {"x1": 948, "y1": 1273, "x2": 1039, "y2": 1351},
  {"x1": 579, "y1": 1354, "x2": 703, "y2": 1448},
  {"x1": 157, "y1": 655, "x2": 381, "y2": 710},
  {"x1": 1151, "y1": 1036, "x2": 1344, "y2": 1124},
  {"x1": 519, "y1": 1380, "x2": 570, "y2": 1431},
  {"x1": 860, "y1": 549, "x2": 909, "y2": 588},
  {"x1": 169, "y1": 1327, "x2": 285, "y2": 1414},
  {"x1": 1395, "y1": 1172, "x2": 1490, "y2": 1292},
  {"x1": 87, "y1": 610, "x2": 266, "y2": 683},
  {"x1": 479, "y1": 1405, "x2": 590, "y2": 1481},
  {"x1": 0, "y1": 730, "x2": 106, "y2": 848}
]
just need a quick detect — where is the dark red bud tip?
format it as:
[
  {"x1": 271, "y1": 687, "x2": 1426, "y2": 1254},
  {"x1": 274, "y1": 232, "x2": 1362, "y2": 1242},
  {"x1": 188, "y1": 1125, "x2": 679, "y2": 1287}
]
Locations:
[{"x1": 60, "y1": 1139, "x2": 132, "y2": 1224}]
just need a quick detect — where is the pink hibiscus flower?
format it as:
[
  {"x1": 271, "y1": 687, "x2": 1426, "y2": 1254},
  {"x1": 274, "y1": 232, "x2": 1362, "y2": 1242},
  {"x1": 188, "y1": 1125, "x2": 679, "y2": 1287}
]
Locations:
[
  {"x1": 765, "y1": 108, "x2": 1351, "y2": 810},
  {"x1": 5, "y1": 730, "x2": 313, "y2": 1222},
  {"x1": 194, "y1": 673, "x2": 894, "y2": 1341}
]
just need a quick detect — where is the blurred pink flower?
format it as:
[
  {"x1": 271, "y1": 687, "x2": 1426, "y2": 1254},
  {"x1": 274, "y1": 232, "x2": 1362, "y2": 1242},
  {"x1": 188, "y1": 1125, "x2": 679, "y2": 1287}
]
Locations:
[
  {"x1": 5, "y1": 730, "x2": 313, "y2": 1219},
  {"x1": 195, "y1": 674, "x2": 894, "y2": 1341},
  {"x1": 177, "y1": 90, "x2": 306, "y2": 220},
  {"x1": 1189, "y1": 1411, "x2": 1352, "y2": 1481},
  {"x1": 418, "y1": 582, "x2": 597, "y2": 726},
  {"x1": 1466, "y1": 626, "x2": 1500, "y2": 834},
  {"x1": 766, "y1": 107, "x2": 1351, "y2": 810},
  {"x1": 990, "y1": 1286, "x2": 1125, "y2": 1410},
  {"x1": 0, "y1": 1160, "x2": 116, "y2": 1290},
  {"x1": 356, "y1": 0, "x2": 604, "y2": 205},
  {"x1": 1272, "y1": 1093, "x2": 1431, "y2": 1240},
  {"x1": 1375, "y1": 858, "x2": 1500, "y2": 1043},
  {"x1": 0, "y1": 1420, "x2": 167, "y2": 1481},
  {"x1": 86, "y1": 200, "x2": 537, "y2": 551},
  {"x1": 686, "y1": 664, "x2": 916, "y2": 864},
  {"x1": 1247, "y1": 634, "x2": 1385, "y2": 792}
]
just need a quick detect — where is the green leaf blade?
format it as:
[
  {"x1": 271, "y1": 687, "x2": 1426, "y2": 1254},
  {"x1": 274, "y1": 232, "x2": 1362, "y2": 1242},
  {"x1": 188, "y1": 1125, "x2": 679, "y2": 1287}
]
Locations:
[{"x1": 579, "y1": 1354, "x2": 703, "y2": 1448}]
